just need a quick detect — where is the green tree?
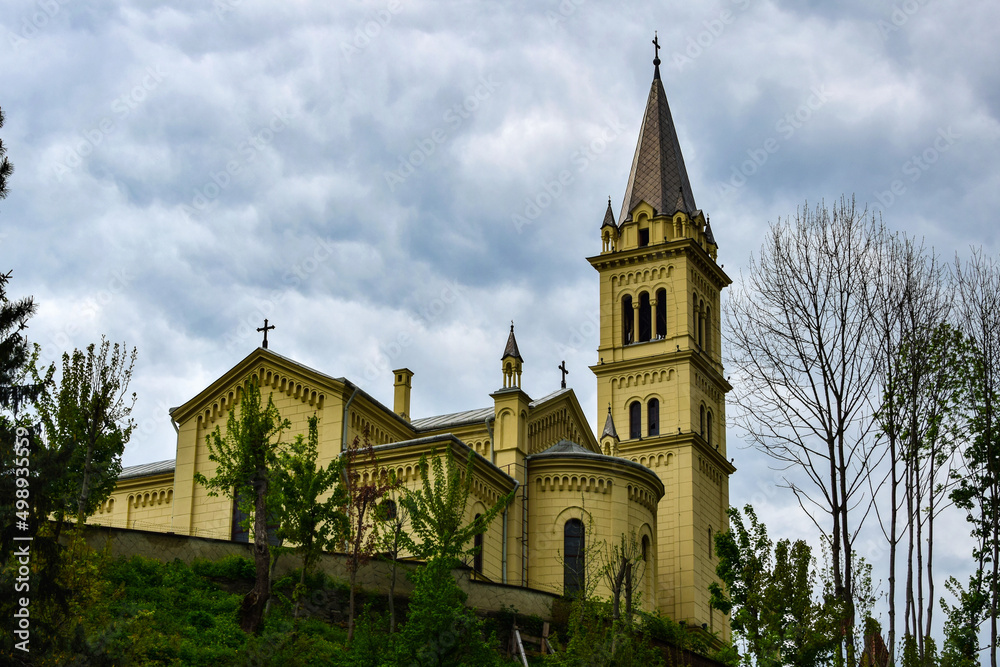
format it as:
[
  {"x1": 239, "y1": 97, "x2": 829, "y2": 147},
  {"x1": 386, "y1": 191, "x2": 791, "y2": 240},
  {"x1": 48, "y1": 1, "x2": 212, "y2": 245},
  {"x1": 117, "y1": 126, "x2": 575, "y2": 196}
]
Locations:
[
  {"x1": 392, "y1": 556, "x2": 506, "y2": 666},
  {"x1": 30, "y1": 338, "x2": 137, "y2": 529},
  {"x1": 951, "y1": 248, "x2": 1000, "y2": 667},
  {"x1": 194, "y1": 379, "x2": 290, "y2": 634},
  {"x1": 375, "y1": 486, "x2": 413, "y2": 633},
  {"x1": 710, "y1": 505, "x2": 839, "y2": 667},
  {"x1": 273, "y1": 414, "x2": 347, "y2": 621},
  {"x1": 399, "y1": 447, "x2": 514, "y2": 567},
  {"x1": 343, "y1": 425, "x2": 397, "y2": 643}
]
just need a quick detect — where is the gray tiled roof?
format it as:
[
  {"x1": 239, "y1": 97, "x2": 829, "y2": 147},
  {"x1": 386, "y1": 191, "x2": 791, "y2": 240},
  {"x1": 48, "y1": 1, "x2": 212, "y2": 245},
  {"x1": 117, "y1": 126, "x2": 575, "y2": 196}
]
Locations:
[
  {"x1": 119, "y1": 459, "x2": 175, "y2": 480},
  {"x1": 619, "y1": 72, "x2": 697, "y2": 222},
  {"x1": 411, "y1": 387, "x2": 572, "y2": 432}
]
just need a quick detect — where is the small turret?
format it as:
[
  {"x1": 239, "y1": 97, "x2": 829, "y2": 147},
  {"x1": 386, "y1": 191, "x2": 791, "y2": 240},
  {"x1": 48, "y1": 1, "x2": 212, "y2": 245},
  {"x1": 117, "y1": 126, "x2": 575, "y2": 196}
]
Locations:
[
  {"x1": 601, "y1": 197, "x2": 619, "y2": 253},
  {"x1": 501, "y1": 323, "x2": 523, "y2": 389},
  {"x1": 600, "y1": 405, "x2": 620, "y2": 456}
]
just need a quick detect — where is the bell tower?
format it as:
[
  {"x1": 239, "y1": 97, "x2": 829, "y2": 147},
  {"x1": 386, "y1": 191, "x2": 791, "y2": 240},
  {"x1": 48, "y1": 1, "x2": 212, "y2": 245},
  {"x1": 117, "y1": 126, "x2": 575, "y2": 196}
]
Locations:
[{"x1": 588, "y1": 43, "x2": 735, "y2": 638}]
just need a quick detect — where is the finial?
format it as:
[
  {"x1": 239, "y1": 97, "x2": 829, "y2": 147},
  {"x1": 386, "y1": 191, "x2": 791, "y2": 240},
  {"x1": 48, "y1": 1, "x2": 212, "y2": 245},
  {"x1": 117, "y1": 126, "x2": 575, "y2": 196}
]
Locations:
[
  {"x1": 510, "y1": 320, "x2": 514, "y2": 332},
  {"x1": 652, "y1": 31, "x2": 661, "y2": 80}
]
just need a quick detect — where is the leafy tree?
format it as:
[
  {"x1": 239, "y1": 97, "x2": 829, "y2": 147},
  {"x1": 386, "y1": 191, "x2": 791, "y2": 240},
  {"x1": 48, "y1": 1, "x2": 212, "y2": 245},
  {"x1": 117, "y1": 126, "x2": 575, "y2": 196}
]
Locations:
[
  {"x1": 400, "y1": 447, "x2": 513, "y2": 567},
  {"x1": 375, "y1": 486, "x2": 413, "y2": 633},
  {"x1": 598, "y1": 530, "x2": 646, "y2": 629},
  {"x1": 940, "y1": 574, "x2": 988, "y2": 667},
  {"x1": 343, "y1": 425, "x2": 396, "y2": 643},
  {"x1": 391, "y1": 556, "x2": 506, "y2": 667},
  {"x1": 951, "y1": 248, "x2": 1000, "y2": 667},
  {"x1": 709, "y1": 505, "x2": 840, "y2": 667},
  {"x1": 30, "y1": 338, "x2": 137, "y2": 529},
  {"x1": 273, "y1": 414, "x2": 347, "y2": 621},
  {"x1": 194, "y1": 379, "x2": 290, "y2": 634}
]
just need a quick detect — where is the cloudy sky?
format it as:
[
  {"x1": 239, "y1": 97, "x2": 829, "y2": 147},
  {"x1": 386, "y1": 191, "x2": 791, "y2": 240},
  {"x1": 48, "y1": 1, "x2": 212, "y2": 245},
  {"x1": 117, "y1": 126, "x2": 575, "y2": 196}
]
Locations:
[{"x1": 3, "y1": 0, "x2": 998, "y2": 642}]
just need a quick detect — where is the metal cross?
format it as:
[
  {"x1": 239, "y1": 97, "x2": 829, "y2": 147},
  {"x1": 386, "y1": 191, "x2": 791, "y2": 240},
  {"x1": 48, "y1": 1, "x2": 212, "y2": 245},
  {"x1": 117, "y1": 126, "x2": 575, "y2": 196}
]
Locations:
[
  {"x1": 559, "y1": 360, "x2": 569, "y2": 389},
  {"x1": 652, "y1": 32, "x2": 660, "y2": 60},
  {"x1": 257, "y1": 318, "x2": 275, "y2": 349}
]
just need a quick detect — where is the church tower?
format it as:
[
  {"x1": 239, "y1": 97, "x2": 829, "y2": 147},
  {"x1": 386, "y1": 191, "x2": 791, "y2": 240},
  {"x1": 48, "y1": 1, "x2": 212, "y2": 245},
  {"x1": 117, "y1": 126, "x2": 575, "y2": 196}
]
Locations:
[{"x1": 588, "y1": 43, "x2": 735, "y2": 637}]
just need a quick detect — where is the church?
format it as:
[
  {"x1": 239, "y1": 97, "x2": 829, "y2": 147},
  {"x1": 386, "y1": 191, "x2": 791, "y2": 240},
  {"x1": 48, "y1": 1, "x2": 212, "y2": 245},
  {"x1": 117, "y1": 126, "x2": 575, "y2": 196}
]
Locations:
[{"x1": 92, "y1": 48, "x2": 735, "y2": 639}]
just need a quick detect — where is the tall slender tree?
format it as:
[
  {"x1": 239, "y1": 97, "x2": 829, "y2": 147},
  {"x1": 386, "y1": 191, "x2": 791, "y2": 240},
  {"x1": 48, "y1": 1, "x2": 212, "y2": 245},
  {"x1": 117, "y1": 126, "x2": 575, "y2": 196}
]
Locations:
[
  {"x1": 194, "y1": 379, "x2": 290, "y2": 634},
  {"x1": 30, "y1": 338, "x2": 137, "y2": 530},
  {"x1": 951, "y1": 249, "x2": 1000, "y2": 667},
  {"x1": 726, "y1": 197, "x2": 884, "y2": 665}
]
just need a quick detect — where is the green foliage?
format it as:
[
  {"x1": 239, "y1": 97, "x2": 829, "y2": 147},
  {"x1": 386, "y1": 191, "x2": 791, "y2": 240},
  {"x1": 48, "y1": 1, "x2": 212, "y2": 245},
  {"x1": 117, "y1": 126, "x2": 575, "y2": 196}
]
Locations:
[
  {"x1": 391, "y1": 557, "x2": 505, "y2": 666},
  {"x1": 274, "y1": 414, "x2": 348, "y2": 618},
  {"x1": 400, "y1": 447, "x2": 515, "y2": 567},
  {"x1": 545, "y1": 597, "x2": 663, "y2": 667},
  {"x1": 940, "y1": 575, "x2": 987, "y2": 667},
  {"x1": 30, "y1": 338, "x2": 137, "y2": 523},
  {"x1": 194, "y1": 379, "x2": 290, "y2": 515},
  {"x1": 710, "y1": 505, "x2": 839, "y2": 667},
  {"x1": 191, "y1": 554, "x2": 256, "y2": 581}
]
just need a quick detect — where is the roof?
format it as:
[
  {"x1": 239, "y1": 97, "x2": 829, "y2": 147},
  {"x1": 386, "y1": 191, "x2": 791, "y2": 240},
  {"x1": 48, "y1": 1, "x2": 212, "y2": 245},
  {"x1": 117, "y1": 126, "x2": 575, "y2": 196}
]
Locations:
[
  {"x1": 119, "y1": 459, "x2": 175, "y2": 480},
  {"x1": 619, "y1": 63, "x2": 697, "y2": 222},
  {"x1": 601, "y1": 197, "x2": 616, "y2": 228},
  {"x1": 368, "y1": 433, "x2": 516, "y2": 487},
  {"x1": 526, "y1": 439, "x2": 664, "y2": 494},
  {"x1": 502, "y1": 324, "x2": 522, "y2": 361},
  {"x1": 411, "y1": 387, "x2": 572, "y2": 432},
  {"x1": 705, "y1": 217, "x2": 717, "y2": 246},
  {"x1": 601, "y1": 407, "x2": 619, "y2": 440}
]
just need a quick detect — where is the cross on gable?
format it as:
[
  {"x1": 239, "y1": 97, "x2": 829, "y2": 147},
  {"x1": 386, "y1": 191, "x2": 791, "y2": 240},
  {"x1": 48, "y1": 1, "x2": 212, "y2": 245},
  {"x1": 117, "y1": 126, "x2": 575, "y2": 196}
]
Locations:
[
  {"x1": 559, "y1": 360, "x2": 569, "y2": 389},
  {"x1": 256, "y1": 319, "x2": 275, "y2": 349}
]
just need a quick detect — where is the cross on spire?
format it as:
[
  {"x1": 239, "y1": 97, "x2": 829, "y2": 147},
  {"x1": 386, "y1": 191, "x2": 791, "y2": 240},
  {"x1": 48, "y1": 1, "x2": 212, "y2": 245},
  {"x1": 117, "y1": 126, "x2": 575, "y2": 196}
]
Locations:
[
  {"x1": 652, "y1": 31, "x2": 662, "y2": 79},
  {"x1": 559, "y1": 360, "x2": 569, "y2": 389},
  {"x1": 257, "y1": 318, "x2": 275, "y2": 349}
]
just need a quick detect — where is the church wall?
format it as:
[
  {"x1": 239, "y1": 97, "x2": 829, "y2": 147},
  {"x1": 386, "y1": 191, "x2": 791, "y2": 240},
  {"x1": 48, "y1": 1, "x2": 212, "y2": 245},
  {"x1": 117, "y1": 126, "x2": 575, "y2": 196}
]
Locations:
[
  {"x1": 88, "y1": 472, "x2": 174, "y2": 533},
  {"x1": 526, "y1": 456, "x2": 660, "y2": 611}
]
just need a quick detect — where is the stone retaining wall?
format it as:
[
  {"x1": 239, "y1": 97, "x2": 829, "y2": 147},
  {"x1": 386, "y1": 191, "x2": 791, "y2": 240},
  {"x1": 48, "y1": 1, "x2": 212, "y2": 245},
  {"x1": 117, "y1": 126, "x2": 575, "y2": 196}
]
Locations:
[{"x1": 79, "y1": 525, "x2": 559, "y2": 620}]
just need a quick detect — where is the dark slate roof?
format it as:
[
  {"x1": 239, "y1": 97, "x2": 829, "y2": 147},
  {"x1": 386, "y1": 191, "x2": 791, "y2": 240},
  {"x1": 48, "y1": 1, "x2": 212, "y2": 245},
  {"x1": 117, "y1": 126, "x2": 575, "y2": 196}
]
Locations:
[
  {"x1": 601, "y1": 197, "x2": 616, "y2": 228},
  {"x1": 526, "y1": 439, "x2": 664, "y2": 494},
  {"x1": 502, "y1": 324, "x2": 523, "y2": 361},
  {"x1": 601, "y1": 407, "x2": 619, "y2": 440},
  {"x1": 705, "y1": 217, "x2": 717, "y2": 246},
  {"x1": 119, "y1": 459, "x2": 175, "y2": 480},
  {"x1": 619, "y1": 68, "x2": 697, "y2": 222}
]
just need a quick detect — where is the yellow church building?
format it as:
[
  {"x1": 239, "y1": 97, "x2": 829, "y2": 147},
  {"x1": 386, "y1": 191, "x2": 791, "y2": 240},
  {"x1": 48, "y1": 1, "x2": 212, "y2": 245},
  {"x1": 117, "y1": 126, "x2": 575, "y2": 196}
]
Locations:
[{"x1": 92, "y1": 52, "x2": 735, "y2": 637}]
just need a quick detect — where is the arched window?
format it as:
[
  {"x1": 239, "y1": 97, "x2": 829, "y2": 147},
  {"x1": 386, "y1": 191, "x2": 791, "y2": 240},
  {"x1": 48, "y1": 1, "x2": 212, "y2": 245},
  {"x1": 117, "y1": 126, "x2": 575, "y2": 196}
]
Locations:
[
  {"x1": 629, "y1": 401, "x2": 642, "y2": 439},
  {"x1": 642, "y1": 535, "x2": 650, "y2": 563},
  {"x1": 700, "y1": 405, "x2": 706, "y2": 438},
  {"x1": 622, "y1": 295, "x2": 634, "y2": 345},
  {"x1": 473, "y1": 513, "x2": 483, "y2": 574},
  {"x1": 708, "y1": 526, "x2": 714, "y2": 559},
  {"x1": 707, "y1": 410, "x2": 713, "y2": 447},
  {"x1": 638, "y1": 292, "x2": 651, "y2": 342},
  {"x1": 638, "y1": 226, "x2": 650, "y2": 247},
  {"x1": 564, "y1": 519, "x2": 585, "y2": 597},
  {"x1": 698, "y1": 298, "x2": 705, "y2": 348},
  {"x1": 380, "y1": 499, "x2": 397, "y2": 520},
  {"x1": 705, "y1": 306, "x2": 712, "y2": 354},
  {"x1": 647, "y1": 398, "x2": 659, "y2": 436},
  {"x1": 655, "y1": 288, "x2": 667, "y2": 339}
]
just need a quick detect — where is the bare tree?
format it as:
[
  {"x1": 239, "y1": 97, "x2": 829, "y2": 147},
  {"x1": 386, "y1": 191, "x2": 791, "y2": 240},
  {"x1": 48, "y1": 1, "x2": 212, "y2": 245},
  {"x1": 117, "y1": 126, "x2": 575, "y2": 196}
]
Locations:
[
  {"x1": 726, "y1": 197, "x2": 884, "y2": 665},
  {"x1": 869, "y1": 235, "x2": 960, "y2": 661}
]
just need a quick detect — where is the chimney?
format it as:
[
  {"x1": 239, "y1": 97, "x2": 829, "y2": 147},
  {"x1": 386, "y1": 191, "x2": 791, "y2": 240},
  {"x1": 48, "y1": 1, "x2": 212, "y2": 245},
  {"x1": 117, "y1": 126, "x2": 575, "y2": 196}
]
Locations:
[{"x1": 393, "y1": 368, "x2": 413, "y2": 420}]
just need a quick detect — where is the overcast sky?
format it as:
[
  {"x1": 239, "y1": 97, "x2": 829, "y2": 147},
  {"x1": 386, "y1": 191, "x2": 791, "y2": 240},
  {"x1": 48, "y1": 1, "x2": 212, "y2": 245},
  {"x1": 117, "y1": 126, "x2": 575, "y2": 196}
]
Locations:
[{"x1": 3, "y1": 0, "x2": 998, "y2": 644}]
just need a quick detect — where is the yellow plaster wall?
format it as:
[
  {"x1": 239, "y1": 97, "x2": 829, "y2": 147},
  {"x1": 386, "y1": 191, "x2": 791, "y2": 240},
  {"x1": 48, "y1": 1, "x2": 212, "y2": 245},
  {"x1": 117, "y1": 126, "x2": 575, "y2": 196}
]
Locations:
[{"x1": 89, "y1": 473, "x2": 174, "y2": 532}]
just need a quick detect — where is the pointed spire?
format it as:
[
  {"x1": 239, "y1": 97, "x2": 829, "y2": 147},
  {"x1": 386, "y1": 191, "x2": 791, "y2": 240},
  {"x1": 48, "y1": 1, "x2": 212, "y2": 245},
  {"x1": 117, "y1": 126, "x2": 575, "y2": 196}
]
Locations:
[
  {"x1": 601, "y1": 405, "x2": 619, "y2": 440},
  {"x1": 705, "y1": 215, "x2": 717, "y2": 246},
  {"x1": 619, "y1": 42, "x2": 697, "y2": 223},
  {"x1": 502, "y1": 322, "x2": 523, "y2": 361},
  {"x1": 601, "y1": 196, "x2": 617, "y2": 228}
]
